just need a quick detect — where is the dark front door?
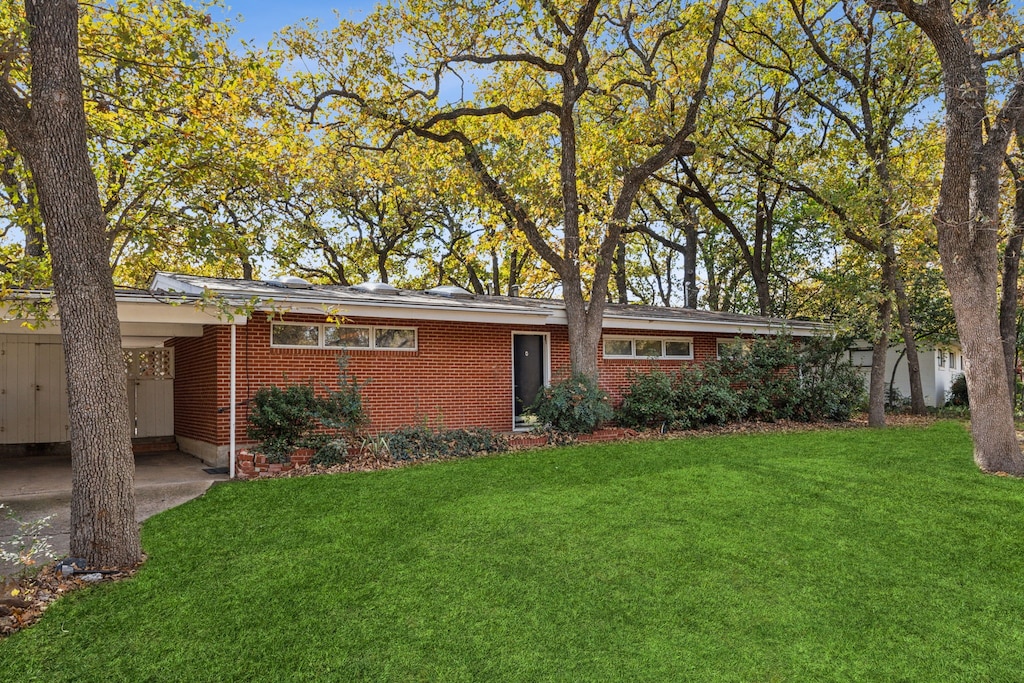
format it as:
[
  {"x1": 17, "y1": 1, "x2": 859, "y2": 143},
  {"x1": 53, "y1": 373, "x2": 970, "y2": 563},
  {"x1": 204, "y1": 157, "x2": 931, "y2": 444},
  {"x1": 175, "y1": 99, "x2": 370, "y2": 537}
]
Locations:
[{"x1": 513, "y1": 334, "x2": 545, "y2": 421}]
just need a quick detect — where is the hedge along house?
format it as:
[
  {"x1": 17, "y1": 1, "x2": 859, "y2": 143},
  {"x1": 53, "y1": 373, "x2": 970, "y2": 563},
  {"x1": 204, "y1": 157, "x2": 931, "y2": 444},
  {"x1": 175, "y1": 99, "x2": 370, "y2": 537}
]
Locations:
[{"x1": 148, "y1": 273, "x2": 822, "y2": 474}]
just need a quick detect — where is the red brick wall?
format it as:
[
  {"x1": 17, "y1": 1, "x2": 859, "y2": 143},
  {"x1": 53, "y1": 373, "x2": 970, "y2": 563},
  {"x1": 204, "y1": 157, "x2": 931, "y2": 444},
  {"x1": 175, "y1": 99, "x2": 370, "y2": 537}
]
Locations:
[
  {"x1": 166, "y1": 328, "x2": 221, "y2": 444},
  {"x1": 169, "y1": 314, "x2": 752, "y2": 447}
]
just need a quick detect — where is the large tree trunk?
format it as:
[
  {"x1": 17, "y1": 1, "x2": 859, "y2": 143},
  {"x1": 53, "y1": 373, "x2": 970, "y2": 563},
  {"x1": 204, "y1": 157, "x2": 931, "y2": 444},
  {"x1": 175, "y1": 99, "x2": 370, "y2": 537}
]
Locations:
[
  {"x1": 1000, "y1": 157, "x2": 1024, "y2": 405},
  {"x1": 562, "y1": 280, "x2": 603, "y2": 378},
  {"x1": 3, "y1": 0, "x2": 141, "y2": 566},
  {"x1": 867, "y1": 292, "x2": 892, "y2": 427},
  {"x1": 889, "y1": 0, "x2": 1024, "y2": 473}
]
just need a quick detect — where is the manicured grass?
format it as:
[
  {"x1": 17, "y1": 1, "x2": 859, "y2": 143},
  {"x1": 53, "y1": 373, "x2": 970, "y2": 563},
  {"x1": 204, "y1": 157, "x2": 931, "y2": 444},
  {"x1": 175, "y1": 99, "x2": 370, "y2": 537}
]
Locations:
[{"x1": 3, "y1": 422, "x2": 1024, "y2": 681}]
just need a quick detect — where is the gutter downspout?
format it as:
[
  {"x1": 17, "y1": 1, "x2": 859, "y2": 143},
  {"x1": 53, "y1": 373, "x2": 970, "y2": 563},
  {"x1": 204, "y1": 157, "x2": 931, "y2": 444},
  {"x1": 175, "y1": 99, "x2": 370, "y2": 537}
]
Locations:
[{"x1": 229, "y1": 322, "x2": 237, "y2": 479}]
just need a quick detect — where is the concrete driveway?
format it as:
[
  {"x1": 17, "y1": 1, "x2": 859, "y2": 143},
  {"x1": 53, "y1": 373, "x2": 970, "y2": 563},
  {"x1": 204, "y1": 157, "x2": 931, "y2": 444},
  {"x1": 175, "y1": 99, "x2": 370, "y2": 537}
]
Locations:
[{"x1": 0, "y1": 451, "x2": 229, "y2": 576}]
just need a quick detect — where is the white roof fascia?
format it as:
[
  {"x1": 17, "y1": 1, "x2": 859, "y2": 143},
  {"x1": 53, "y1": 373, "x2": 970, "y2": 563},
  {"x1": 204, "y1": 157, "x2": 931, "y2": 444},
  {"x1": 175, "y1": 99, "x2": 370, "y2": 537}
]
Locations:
[
  {"x1": 1, "y1": 320, "x2": 208, "y2": 339},
  {"x1": 154, "y1": 273, "x2": 552, "y2": 325},
  {"x1": 277, "y1": 303, "x2": 551, "y2": 326},
  {"x1": 116, "y1": 301, "x2": 242, "y2": 325},
  {"x1": 152, "y1": 273, "x2": 825, "y2": 334},
  {"x1": 600, "y1": 314, "x2": 823, "y2": 336}
]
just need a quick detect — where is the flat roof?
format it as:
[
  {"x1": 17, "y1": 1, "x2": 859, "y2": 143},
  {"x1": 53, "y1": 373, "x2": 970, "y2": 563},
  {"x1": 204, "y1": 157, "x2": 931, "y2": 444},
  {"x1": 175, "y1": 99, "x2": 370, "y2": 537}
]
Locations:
[{"x1": 149, "y1": 272, "x2": 824, "y2": 336}]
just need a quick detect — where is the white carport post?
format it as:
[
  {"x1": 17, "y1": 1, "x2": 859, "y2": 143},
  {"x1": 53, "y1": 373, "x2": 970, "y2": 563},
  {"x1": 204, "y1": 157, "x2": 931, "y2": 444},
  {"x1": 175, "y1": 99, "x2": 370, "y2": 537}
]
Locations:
[{"x1": 229, "y1": 322, "x2": 237, "y2": 479}]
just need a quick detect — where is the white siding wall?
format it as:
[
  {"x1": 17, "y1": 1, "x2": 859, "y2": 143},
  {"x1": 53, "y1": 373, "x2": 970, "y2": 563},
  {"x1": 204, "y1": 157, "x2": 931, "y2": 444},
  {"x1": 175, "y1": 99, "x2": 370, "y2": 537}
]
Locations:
[
  {"x1": 130, "y1": 380, "x2": 174, "y2": 437},
  {"x1": 0, "y1": 339, "x2": 41, "y2": 443},
  {"x1": 851, "y1": 341, "x2": 961, "y2": 408}
]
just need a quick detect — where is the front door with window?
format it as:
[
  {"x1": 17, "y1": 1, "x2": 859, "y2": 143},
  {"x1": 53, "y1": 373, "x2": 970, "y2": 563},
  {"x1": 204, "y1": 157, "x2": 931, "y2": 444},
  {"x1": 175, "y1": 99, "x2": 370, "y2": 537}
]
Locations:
[{"x1": 513, "y1": 334, "x2": 545, "y2": 426}]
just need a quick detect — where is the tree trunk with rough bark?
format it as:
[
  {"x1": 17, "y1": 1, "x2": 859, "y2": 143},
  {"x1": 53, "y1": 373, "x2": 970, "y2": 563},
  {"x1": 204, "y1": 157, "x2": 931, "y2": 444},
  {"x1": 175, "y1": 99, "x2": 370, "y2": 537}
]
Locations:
[
  {"x1": 613, "y1": 240, "x2": 628, "y2": 304},
  {"x1": 0, "y1": 0, "x2": 140, "y2": 566},
  {"x1": 682, "y1": 201, "x2": 699, "y2": 309},
  {"x1": 894, "y1": 288, "x2": 926, "y2": 413},
  {"x1": 888, "y1": 0, "x2": 1024, "y2": 473},
  {"x1": 1001, "y1": 127, "x2": 1024, "y2": 405},
  {"x1": 1000, "y1": 201, "x2": 1023, "y2": 406},
  {"x1": 868, "y1": 288, "x2": 892, "y2": 427}
]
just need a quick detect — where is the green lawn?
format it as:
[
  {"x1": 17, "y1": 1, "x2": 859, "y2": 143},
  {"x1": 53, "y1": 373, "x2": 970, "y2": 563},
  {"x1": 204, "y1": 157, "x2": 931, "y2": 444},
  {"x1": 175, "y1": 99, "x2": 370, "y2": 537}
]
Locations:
[{"x1": 3, "y1": 422, "x2": 1024, "y2": 681}]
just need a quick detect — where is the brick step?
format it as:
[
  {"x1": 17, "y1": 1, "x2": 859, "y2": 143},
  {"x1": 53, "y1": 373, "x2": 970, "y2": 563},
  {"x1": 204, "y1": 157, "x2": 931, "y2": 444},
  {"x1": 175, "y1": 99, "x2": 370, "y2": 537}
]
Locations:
[{"x1": 131, "y1": 437, "x2": 177, "y2": 454}]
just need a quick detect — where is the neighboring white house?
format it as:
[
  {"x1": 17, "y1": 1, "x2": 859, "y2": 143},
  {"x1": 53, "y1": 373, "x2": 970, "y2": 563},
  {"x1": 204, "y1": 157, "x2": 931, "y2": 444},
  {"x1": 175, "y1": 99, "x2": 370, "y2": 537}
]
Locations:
[{"x1": 848, "y1": 341, "x2": 964, "y2": 408}]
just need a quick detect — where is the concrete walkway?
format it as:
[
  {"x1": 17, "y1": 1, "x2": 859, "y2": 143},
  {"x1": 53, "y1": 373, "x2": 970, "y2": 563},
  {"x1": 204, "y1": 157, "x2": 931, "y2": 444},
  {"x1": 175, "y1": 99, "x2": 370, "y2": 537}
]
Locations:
[{"x1": 0, "y1": 451, "x2": 229, "y2": 576}]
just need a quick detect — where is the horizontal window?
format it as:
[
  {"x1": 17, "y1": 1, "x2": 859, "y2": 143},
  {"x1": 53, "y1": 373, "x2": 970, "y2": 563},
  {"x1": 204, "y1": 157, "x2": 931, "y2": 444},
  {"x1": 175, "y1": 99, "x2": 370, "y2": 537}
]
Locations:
[
  {"x1": 325, "y1": 326, "x2": 370, "y2": 349},
  {"x1": 271, "y1": 322, "x2": 417, "y2": 351},
  {"x1": 603, "y1": 336, "x2": 693, "y2": 360},
  {"x1": 375, "y1": 327, "x2": 416, "y2": 349},
  {"x1": 271, "y1": 324, "x2": 319, "y2": 347}
]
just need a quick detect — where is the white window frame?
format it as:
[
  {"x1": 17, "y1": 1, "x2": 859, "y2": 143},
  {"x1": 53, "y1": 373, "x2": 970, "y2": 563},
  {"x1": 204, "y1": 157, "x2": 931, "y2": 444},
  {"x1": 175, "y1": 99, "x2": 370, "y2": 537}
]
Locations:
[
  {"x1": 602, "y1": 336, "x2": 694, "y2": 360},
  {"x1": 324, "y1": 324, "x2": 372, "y2": 350},
  {"x1": 938, "y1": 350, "x2": 946, "y2": 368},
  {"x1": 270, "y1": 322, "x2": 322, "y2": 348},
  {"x1": 271, "y1": 322, "x2": 417, "y2": 351},
  {"x1": 371, "y1": 326, "x2": 418, "y2": 350}
]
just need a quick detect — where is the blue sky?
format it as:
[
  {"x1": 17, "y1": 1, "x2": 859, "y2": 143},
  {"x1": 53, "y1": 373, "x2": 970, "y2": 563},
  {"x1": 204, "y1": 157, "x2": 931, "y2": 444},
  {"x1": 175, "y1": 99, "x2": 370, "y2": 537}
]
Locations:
[{"x1": 212, "y1": 1, "x2": 377, "y2": 45}]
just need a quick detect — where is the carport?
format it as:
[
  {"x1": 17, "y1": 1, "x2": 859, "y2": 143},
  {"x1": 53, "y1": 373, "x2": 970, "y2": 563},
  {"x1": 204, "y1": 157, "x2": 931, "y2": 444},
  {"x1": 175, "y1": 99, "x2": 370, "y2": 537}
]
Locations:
[
  {"x1": 0, "y1": 289, "x2": 238, "y2": 455},
  {"x1": 0, "y1": 290, "x2": 243, "y2": 574}
]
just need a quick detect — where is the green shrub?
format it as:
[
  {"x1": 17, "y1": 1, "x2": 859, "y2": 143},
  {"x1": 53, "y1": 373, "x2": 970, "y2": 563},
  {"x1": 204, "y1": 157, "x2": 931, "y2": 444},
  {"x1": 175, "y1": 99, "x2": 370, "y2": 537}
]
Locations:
[
  {"x1": 381, "y1": 426, "x2": 509, "y2": 461},
  {"x1": 306, "y1": 436, "x2": 350, "y2": 467},
  {"x1": 732, "y1": 335, "x2": 802, "y2": 421},
  {"x1": 613, "y1": 334, "x2": 865, "y2": 430},
  {"x1": 947, "y1": 373, "x2": 968, "y2": 407},
  {"x1": 790, "y1": 336, "x2": 866, "y2": 421},
  {"x1": 316, "y1": 356, "x2": 370, "y2": 435},
  {"x1": 529, "y1": 371, "x2": 613, "y2": 434},
  {"x1": 247, "y1": 384, "x2": 320, "y2": 463},
  {"x1": 674, "y1": 363, "x2": 745, "y2": 428},
  {"x1": 616, "y1": 365, "x2": 677, "y2": 429},
  {"x1": 248, "y1": 356, "x2": 370, "y2": 465}
]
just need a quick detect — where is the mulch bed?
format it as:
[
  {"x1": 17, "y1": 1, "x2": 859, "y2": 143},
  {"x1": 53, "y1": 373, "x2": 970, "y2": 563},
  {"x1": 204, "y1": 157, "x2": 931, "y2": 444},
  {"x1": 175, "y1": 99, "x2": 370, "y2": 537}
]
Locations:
[{"x1": 2, "y1": 412, "x2": 949, "y2": 640}]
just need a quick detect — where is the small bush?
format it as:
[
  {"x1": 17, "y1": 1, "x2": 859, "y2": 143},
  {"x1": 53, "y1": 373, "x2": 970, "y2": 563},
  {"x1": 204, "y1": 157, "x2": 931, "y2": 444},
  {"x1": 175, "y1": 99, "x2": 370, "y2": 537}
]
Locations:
[
  {"x1": 790, "y1": 336, "x2": 866, "y2": 421},
  {"x1": 248, "y1": 356, "x2": 370, "y2": 464},
  {"x1": 947, "y1": 373, "x2": 968, "y2": 407},
  {"x1": 617, "y1": 365, "x2": 677, "y2": 429},
  {"x1": 674, "y1": 363, "x2": 745, "y2": 428},
  {"x1": 306, "y1": 436, "x2": 350, "y2": 467},
  {"x1": 0, "y1": 503, "x2": 55, "y2": 576},
  {"x1": 529, "y1": 371, "x2": 613, "y2": 434},
  {"x1": 316, "y1": 356, "x2": 370, "y2": 436},
  {"x1": 247, "y1": 384, "x2": 320, "y2": 463}
]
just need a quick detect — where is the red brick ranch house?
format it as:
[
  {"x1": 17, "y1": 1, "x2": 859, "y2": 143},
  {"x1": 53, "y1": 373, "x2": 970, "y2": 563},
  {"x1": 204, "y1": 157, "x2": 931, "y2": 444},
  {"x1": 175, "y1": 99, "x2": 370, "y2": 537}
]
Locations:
[{"x1": 0, "y1": 272, "x2": 821, "y2": 475}]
